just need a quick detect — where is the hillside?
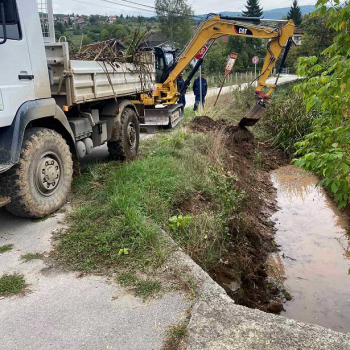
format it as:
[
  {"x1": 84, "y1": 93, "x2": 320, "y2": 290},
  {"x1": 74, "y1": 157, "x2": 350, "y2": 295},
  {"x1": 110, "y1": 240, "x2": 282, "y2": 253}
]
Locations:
[{"x1": 218, "y1": 5, "x2": 315, "y2": 19}]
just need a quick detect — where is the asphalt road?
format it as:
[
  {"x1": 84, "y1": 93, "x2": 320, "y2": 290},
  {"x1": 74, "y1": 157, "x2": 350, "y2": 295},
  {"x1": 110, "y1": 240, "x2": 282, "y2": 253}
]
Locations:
[{"x1": 185, "y1": 74, "x2": 300, "y2": 108}]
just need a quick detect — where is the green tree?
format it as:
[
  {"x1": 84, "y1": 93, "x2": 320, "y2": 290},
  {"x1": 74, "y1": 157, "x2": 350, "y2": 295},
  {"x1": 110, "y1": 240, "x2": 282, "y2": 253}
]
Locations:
[
  {"x1": 55, "y1": 22, "x2": 65, "y2": 35},
  {"x1": 242, "y1": 0, "x2": 263, "y2": 17},
  {"x1": 155, "y1": 0, "x2": 194, "y2": 48},
  {"x1": 285, "y1": 14, "x2": 336, "y2": 72},
  {"x1": 287, "y1": 0, "x2": 303, "y2": 26},
  {"x1": 294, "y1": 0, "x2": 350, "y2": 209},
  {"x1": 100, "y1": 28, "x2": 110, "y2": 41},
  {"x1": 82, "y1": 35, "x2": 93, "y2": 46}
]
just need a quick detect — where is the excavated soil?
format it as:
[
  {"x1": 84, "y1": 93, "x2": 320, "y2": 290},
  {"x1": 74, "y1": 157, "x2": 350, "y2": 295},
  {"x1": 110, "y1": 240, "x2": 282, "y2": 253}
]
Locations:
[{"x1": 187, "y1": 116, "x2": 290, "y2": 313}]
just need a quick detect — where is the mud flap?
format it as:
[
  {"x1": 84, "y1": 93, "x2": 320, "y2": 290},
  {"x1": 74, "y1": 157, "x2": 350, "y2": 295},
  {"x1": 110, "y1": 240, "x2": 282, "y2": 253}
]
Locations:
[
  {"x1": 239, "y1": 100, "x2": 267, "y2": 127},
  {"x1": 0, "y1": 195, "x2": 10, "y2": 208}
]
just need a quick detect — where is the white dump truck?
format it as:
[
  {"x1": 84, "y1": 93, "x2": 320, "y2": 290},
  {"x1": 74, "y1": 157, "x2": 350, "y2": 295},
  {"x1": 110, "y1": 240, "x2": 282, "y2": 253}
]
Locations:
[{"x1": 0, "y1": 0, "x2": 183, "y2": 218}]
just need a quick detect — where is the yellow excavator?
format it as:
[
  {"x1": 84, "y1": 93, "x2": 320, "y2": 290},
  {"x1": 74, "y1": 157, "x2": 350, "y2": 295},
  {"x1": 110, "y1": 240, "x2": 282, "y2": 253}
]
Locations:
[{"x1": 140, "y1": 14, "x2": 295, "y2": 127}]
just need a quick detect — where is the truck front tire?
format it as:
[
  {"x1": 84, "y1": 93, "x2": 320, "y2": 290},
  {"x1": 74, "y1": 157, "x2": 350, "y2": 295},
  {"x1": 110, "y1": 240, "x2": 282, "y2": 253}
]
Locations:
[
  {"x1": 107, "y1": 108, "x2": 140, "y2": 160},
  {"x1": 1, "y1": 128, "x2": 73, "y2": 218}
]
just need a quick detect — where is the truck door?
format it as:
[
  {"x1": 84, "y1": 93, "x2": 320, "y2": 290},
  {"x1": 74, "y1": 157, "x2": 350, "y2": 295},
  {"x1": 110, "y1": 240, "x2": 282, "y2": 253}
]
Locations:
[{"x1": 0, "y1": 0, "x2": 35, "y2": 128}]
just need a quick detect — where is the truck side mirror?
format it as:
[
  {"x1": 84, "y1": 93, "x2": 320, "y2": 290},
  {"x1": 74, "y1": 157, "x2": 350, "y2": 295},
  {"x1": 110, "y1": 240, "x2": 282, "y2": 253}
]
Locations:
[{"x1": 0, "y1": 0, "x2": 19, "y2": 45}]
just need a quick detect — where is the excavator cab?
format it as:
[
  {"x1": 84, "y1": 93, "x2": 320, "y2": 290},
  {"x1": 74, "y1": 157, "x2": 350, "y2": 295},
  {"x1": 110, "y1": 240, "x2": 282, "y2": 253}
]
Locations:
[{"x1": 153, "y1": 46, "x2": 177, "y2": 84}]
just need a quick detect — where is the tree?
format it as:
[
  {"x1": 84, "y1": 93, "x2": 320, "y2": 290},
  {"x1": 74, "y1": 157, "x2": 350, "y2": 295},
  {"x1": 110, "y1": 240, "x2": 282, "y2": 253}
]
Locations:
[
  {"x1": 285, "y1": 14, "x2": 336, "y2": 72},
  {"x1": 242, "y1": 0, "x2": 263, "y2": 17},
  {"x1": 294, "y1": 0, "x2": 350, "y2": 209},
  {"x1": 287, "y1": 0, "x2": 303, "y2": 26},
  {"x1": 155, "y1": 0, "x2": 194, "y2": 48},
  {"x1": 100, "y1": 29, "x2": 110, "y2": 41},
  {"x1": 54, "y1": 22, "x2": 65, "y2": 35}
]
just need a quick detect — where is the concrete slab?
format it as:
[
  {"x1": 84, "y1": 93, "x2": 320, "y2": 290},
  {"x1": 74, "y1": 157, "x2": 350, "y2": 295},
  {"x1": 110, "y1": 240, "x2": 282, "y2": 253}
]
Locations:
[{"x1": 166, "y1": 242, "x2": 350, "y2": 350}]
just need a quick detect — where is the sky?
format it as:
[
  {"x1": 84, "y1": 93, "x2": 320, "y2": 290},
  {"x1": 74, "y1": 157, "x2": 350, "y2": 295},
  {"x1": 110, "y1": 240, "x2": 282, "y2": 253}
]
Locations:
[{"x1": 52, "y1": 0, "x2": 316, "y2": 17}]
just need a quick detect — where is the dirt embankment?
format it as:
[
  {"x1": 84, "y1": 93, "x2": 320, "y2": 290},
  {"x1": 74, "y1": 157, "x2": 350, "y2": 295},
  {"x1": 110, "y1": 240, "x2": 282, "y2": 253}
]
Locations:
[{"x1": 187, "y1": 116, "x2": 289, "y2": 313}]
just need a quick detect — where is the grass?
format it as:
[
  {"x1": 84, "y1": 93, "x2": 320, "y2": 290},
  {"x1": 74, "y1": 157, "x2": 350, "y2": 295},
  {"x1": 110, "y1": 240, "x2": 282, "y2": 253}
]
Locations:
[
  {"x1": 21, "y1": 253, "x2": 44, "y2": 262},
  {"x1": 0, "y1": 244, "x2": 14, "y2": 253},
  {"x1": 55, "y1": 119, "x2": 245, "y2": 276},
  {"x1": 0, "y1": 274, "x2": 26, "y2": 297},
  {"x1": 162, "y1": 322, "x2": 189, "y2": 350},
  {"x1": 117, "y1": 272, "x2": 162, "y2": 301}
]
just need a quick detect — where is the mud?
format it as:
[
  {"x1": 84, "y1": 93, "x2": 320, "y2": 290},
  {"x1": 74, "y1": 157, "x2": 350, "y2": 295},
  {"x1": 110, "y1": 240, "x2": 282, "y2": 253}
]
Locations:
[
  {"x1": 270, "y1": 165, "x2": 350, "y2": 333},
  {"x1": 188, "y1": 116, "x2": 290, "y2": 312}
]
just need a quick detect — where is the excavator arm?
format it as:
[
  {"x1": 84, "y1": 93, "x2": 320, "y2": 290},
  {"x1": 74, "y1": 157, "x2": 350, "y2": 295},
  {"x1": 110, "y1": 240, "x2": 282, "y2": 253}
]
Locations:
[{"x1": 142, "y1": 14, "x2": 295, "y2": 126}]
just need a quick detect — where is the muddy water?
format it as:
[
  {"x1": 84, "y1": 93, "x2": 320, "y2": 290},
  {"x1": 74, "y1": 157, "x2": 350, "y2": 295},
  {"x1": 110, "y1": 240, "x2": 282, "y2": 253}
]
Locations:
[{"x1": 270, "y1": 165, "x2": 350, "y2": 333}]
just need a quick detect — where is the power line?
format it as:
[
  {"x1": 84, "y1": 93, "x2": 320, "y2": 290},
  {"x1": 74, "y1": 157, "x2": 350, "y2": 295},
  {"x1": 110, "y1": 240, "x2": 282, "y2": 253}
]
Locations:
[
  {"x1": 101, "y1": 0, "x2": 203, "y2": 19},
  {"x1": 71, "y1": 0, "x2": 157, "y2": 15}
]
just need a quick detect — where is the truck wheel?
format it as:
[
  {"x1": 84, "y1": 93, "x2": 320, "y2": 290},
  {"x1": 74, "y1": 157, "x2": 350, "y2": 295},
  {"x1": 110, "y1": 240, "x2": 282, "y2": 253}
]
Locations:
[
  {"x1": 2, "y1": 128, "x2": 73, "y2": 218},
  {"x1": 107, "y1": 108, "x2": 140, "y2": 160}
]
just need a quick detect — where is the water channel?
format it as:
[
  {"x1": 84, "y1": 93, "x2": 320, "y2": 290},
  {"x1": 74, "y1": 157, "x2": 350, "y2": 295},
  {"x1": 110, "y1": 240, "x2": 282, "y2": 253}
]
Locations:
[{"x1": 269, "y1": 165, "x2": 350, "y2": 333}]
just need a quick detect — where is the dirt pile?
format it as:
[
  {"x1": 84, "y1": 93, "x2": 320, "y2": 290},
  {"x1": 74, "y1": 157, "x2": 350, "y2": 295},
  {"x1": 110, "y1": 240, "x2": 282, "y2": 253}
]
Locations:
[{"x1": 188, "y1": 116, "x2": 290, "y2": 313}]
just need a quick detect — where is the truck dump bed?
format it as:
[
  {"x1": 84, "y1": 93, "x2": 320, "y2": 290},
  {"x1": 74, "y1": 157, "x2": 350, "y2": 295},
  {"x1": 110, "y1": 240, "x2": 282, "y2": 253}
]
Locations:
[{"x1": 45, "y1": 42, "x2": 155, "y2": 108}]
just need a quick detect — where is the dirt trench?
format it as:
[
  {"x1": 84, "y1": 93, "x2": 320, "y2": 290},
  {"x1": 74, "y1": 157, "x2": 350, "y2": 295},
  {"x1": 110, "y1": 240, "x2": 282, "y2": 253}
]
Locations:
[{"x1": 187, "y1": 116, "x2": 290, "y2": 313}]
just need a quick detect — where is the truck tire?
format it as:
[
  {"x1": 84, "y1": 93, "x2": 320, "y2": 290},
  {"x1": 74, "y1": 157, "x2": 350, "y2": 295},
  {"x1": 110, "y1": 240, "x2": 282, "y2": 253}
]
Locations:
[
  {"x1": 107, "y1": 108, "x2": 140, "y2": 160},
  {"x1": 1, "y1": 128, "x2": 73, "y2": 218}
]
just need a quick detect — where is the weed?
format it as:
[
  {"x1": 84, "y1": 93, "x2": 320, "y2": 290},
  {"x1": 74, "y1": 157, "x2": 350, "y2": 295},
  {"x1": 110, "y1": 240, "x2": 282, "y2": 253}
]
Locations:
[
  {"x1": 117, "y1": 272, "x2": 138, "y2": 287},
  {"x1": 0, "y1": 274, "x2": 26, "y2": 296},
  {"x1": 21, "y1": 253, "x2": 44, "y2": 262},
  {"x1": 117, "y1": 272, "x2": 161, "y2": 301},
  {"x1": 169, "y1": 215, "x2": 192, "y2": 230},
  {"x1": 134, "y1": 280, "x2": 162, "y2": 300},
  {"x1": 0, "y1": 244, "x2": 13, "y2": 253},
  {"x1": 162, "y1": 322, "x2": 188, "y2": 350}
]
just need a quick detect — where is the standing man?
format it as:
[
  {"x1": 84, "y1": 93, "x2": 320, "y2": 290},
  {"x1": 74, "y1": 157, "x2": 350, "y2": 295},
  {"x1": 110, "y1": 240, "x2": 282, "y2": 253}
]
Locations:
[
  {"x1": 193, "y1": 72, "x2": 207, "y2": 111},
  {"x1": 177, "y1": 72, "x2": 186, "y2": 107}
]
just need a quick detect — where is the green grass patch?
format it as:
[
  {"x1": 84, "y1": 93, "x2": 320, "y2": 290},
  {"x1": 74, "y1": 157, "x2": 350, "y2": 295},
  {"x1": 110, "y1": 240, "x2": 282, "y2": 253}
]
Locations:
[
  {"x1": 0, "y1": 244, "x2": 13, "y2": 253},
  {"x1": 117, "y1": 272, "x2": 162, "y2": 300},
  {"x1": 21, "y1": 253, "x2": 44, "y2": 262},
  {"x1": 0, "y1": 274, "x2": 26, "y2": 297},
  {"x1": 55, "y1": 125, "x2": 244, "y2": 276},
  {"x1": 162, "y1": 322, "x2": 188, "y2": 350}
]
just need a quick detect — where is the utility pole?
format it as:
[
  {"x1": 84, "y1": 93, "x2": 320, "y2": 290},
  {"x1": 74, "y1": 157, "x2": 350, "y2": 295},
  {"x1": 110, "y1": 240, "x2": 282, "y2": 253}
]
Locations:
[{"x1": 199, "y1": 65, "x2": 202, "y2": 109}]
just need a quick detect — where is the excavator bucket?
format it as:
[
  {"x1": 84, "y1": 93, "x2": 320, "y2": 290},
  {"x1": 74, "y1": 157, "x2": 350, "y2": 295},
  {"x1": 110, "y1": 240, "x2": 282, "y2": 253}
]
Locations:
[{"x1": 238, "y1": 99, "x2": 268, "y2": 128}]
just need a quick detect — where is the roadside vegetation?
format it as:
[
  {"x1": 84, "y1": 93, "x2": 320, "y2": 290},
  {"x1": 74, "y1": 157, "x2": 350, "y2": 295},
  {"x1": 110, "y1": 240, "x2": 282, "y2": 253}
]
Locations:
[
  {"x1": 0, "y1": 274, "x2": 27, "y2": 297},
  {"x1": 21, "y1": 253, "x2": 45, "y2": 262},
  {"x1": 0, "y1": 244, "x2": 14, "y2": 254},
  {"x1": 55, "y1": 124, "x2": 245, "y2": 273},
  {"x1": 55, "y1": 84, "x2": 289, "y2": 310}
]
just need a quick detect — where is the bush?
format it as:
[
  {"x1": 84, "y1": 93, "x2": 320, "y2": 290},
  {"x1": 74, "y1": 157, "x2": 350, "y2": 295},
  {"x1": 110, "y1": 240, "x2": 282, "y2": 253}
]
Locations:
[{"x1": 257, "y1": 85, "x2": 321, "y2": 154}]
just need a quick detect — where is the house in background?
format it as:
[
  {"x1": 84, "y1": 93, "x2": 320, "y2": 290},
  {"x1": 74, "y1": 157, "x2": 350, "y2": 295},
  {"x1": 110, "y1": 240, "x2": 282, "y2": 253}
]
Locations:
[
  {"x1": 109, "y1": 16, "x2": 117, "y2": 23},
  {"x1": 140, "y1": 32, "x2": 167, "y2": 48}
]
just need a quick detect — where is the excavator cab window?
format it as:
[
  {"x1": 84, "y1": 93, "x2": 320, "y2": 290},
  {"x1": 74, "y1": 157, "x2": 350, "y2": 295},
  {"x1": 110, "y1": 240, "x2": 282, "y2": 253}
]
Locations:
[
  {"x1": 154, "y1": 46, "x2": 177, "y2": 84},
  {"x1": 155, "y1": 48, "x2": 165, "y2": 83}
]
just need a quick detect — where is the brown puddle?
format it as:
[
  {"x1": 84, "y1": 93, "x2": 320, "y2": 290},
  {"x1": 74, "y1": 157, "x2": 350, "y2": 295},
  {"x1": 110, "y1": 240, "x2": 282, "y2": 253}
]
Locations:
[{"x1": 270, "y1": 165, "x2": 350, "y2": 333}]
